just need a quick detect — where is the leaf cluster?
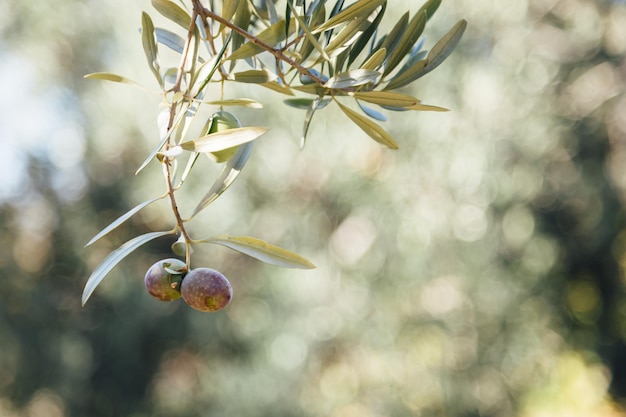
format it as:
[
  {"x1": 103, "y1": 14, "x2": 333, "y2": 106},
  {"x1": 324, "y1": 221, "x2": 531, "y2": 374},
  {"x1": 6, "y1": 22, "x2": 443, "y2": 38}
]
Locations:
[{"x1": 81, "y1": 0, "x2": 466, "y2": 306}]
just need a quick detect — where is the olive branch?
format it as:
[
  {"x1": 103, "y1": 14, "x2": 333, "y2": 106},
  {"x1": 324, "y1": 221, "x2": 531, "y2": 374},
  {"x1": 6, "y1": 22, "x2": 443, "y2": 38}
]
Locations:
[{"x1": 81, "y1": 0, "x2": 466, "y2": 307}]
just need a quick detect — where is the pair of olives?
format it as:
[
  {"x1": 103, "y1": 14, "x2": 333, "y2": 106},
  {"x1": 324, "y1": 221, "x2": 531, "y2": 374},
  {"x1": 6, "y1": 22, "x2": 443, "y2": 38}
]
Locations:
[{"x1": 144, "y1": 259, "x2": 232, "y2": 312}]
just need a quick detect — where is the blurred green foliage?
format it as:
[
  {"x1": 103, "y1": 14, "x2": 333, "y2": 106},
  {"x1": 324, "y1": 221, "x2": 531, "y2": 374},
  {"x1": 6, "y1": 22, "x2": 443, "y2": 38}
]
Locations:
[{"x1": 2, "y1": 0, "x2": 626, "y2": 416}]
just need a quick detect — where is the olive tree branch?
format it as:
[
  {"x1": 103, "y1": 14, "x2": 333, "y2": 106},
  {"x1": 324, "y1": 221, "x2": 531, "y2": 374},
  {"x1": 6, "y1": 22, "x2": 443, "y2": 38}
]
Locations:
[{"x1": 161, "y1": 7, "x2": 201, "y2": 267}]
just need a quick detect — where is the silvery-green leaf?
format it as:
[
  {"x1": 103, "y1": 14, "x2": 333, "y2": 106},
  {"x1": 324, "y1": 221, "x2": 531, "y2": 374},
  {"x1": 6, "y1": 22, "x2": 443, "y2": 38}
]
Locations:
[
  {"x1": 287, "y1": 1, "x2": 330, "y2": 62},
  {"x1": 284, "y1": 97, "x2": 330, "y2": 110},
  {"x1": 155, "y1": 28, "x2": 186, "y2": 55},
  {"x1": 348, "y1": 1, "x2": 386, "y2": 65},
  {"x1": 359, "y1": 48, "x2": 386, "y2": 71},
  {"x1": 181, "y1": 126, "x2": 268, "y2": 153},
  {"x1": 353, "y1": 91, "x2": 419, "y2": 107},
  {"x1": 336, "y1": 100, "x2": 398, "y2": 149},
  {"x1": 85, "y1": 196, "x2": 166, "y2": 247},
  {"x1": 407, "y1": 103, "x2": 449, "y2": 111},
  {"x1": 83, "y1": 73, "x2": 150, "y2": 91},
  {"x1": 260, "y1": 81, "x2": 294, "y2": 95},
  {"x1": 205, "y1": 98, "x2": 263, "y2": 108},
  {"x1": 233, "y1": 70, "x2": 278, "y2": 83},
  {"x1": 324, "y1": 16, "x2": 369, "y2": 58},
  {"x1": 424, "y1": 19, "x2": 467, "y2": 74},
  {"x1": 141, "y1": 12, "x2": 163, "y2": 87},
  {"x1": 379, "y1": 11, "x2": 408, "y2": 66},
  {"x1": 419, "y1": 0, "x2": 442, "y2": 20},
  {"x1": 191, "y1": 142, "x2": 254, "y2": 217},
  {"x1": 228, "y1": 20, "x2": 293, "y2": 61},
  {"x1": 136, "y1": 107, "x2": 188, "y2": 174},
  {"x1": 383, "y1": 58, "x2": 427, "y2": 91},
  {"x1": 201, "y1": 235, "x2": 316, "y2": 269},
  {"x1": 152, "y1": 0, "x2": 191, "y2": 30},
  {"x1": 82, "y1": 231, "x2": 173, "y2": 306},
  {"x1": 313, "y1": 0, "x2": 385, "y2": 34},
  {"x1": 383, "y1": 10, "x2": 426, "y2": 76},
  {"x1": 325, "y1": 69, "x2": 380, "y2": 89},
  {"x1": 357, "y1": 101, "x2": 386, "y2": 121},
  {"x1": 301, "y1": 96, "x2": 326, "y2": 148}
]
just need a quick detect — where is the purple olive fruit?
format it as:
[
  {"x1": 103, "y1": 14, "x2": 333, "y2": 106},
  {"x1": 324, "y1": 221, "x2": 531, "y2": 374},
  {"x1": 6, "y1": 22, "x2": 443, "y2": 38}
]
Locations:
[
  {"x1": 181, "y1": 268, "x2": 232, "y2": 312},
  {"x1": 144, "y1": 258, "x2": 187, "y2": 301}
]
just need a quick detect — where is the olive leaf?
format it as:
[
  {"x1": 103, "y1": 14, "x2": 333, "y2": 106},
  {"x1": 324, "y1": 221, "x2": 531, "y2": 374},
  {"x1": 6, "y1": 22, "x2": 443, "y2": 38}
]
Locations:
[
  {"x1": 353, "y1": 91, "x2": 419, "y2": 107},
  {"x1": 313, "y1": 0, "x2": 385, "y2": 34},
  {"x1": 233, "y1": 69, "x2": 278, "y2": 83},
  {"x1": 199, "y1": 235, "x2": 316, "y2": 269},
  {"x1": 336, "y1": 99, "x2": 398, "y2": 149},
  {"x1": 151, "y1": 0, "x2": 191, "y2": 30},
  {"x1": 82, "y1": 231, "x2": 173, "y2": 306},
  {"x1": 180, "y1": 126, "x2": 269, "y2": 153},
  {"x1": 325, "y1": 69, "x2": 380, "y2": 89},
  {"x1": 85, "y1": 195, "x2": 167, "y2": 247},
  {"x1": 83, "y1": 72, "x2": 151, "y2": 91},
  {"x1": 228, "y1": 20, "x2": 293, "y2": 61},
  {"x1": 191, "y1": 142, "x2": 254, "y2": 217},
  {"x1": 154, "y1": 28, "x2": 186, "y2": 55},
  {"x1": 357, "y1": 101, "x2": 386, "y2": 121},
  {"x1": 141, "y1": 11, "x2": 163, "y2": 87}
]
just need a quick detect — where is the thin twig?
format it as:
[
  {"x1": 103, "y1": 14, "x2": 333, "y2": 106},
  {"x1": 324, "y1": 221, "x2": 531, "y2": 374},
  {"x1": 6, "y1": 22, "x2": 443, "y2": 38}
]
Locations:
[{"x1": 192, "y1": 0, "x2": 327, "y2": 85}]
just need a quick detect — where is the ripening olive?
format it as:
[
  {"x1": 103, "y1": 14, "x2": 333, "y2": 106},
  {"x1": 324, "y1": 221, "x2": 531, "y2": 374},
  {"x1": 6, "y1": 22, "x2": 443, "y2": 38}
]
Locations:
[
  {"x1": 181, "y1": 268, "x2": 232, "y2": 312},
  {"x1": 144, "y1": 258, "x2": 187, "y2": 301}
]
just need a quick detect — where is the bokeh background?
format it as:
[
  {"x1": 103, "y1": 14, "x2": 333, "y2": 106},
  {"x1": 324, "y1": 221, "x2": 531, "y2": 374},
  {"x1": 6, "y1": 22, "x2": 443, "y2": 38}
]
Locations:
[{"x1": 2, "y1": 0, "x2": 626, "y2": 416}]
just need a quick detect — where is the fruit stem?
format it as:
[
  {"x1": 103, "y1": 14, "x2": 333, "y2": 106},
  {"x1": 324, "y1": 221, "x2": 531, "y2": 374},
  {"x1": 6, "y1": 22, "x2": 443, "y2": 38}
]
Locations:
[{"x1": 162, "y1": 160, "x2": 192, "y2": 268}]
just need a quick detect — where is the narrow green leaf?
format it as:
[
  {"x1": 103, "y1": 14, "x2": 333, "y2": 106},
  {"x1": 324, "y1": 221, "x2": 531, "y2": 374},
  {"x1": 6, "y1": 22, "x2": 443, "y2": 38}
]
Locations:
[
  {"x1": 383, "y1": 58, "x2": 427, "y2": 91},
  {"x1": 191, "y1": 33, "x2": 231, "y2": 97},
  {"x1": 287, "y1": 1, "x2": 330, "y2": 62},
  {"x1": 220, "y1": 0, "x2": 240, "y2": 34},
  {"x1": 175, "y1": 151, "x2": 200, "y2": 188},
  {"x1": 406, "y1": 103, "x2": 449, "y2": 111},
  {"x1": 284, "y1": 98, "x2": 317, "y2": 109},
  {"x1": 228, "y1": 20, "x2": 292, "y2": 61},
  {"x1": 202, "y1": 235, "x2": 316, "y2": 269},
  {"x1": 205, "y1": 98, "x2": 263, "y2": 108},
  {"x1": 141, "y1": 11, "x2": 162, "y2": 87},
  {"x1": 357, "y1": 101, "x2": 386, "y2": 121},
  {"x1": 84, "y1": 72, "x2": 150, "y2": 90},
  {"x1": 85, "y1": 196, "x2": 166, "y2": 247},
  {"x1": 359, "y1": 48, "x2": 386, "y2": 71},
  {"x1": 231, "y1": 0, "x2": 252, "y2": 59},
  {"x1": 348, "y1": 1, "x2": 386, "y2": 65},
  {"x1": 325, "y1": 69, "x2": 380, "y2": 89},
  {"x1": 136, "y1": 107, "x2": 188, "y2": 174},
  {"x1": 419, "y1": 0, "x2": 442, "y2": 20},
  {"x1": 424, "y1": 19, "x2": 467, "y2": 74},
  {"x1": 383, "y1": 10, "x2": 427, "y2": 76},
  {"x1": 353, "y1": 91, "x2": 419, "y2": 107},
  {"x1": 152, "y1": 0, "x2": 191, "y2": 30},
  {"x1": 313, "y1": 0, "x2": 385, "y2": 34},
  {"x1": 82, "y1": 231, "x2": 173, "y2": 306},
  {"x1": 324, "y1": 16, "x2": 369, "y2": 58},
  {"x1": 260, "y1": 81, "x2": 294, "y2": 95},
  {"x1": 296, "y1": 1, "x2": 327, "y2": 63},
  {"x1": 233, "y1": 69, "x2": 278, "y2": 83},
  {"x1": 301, "y1": 96, "x2": 325, "y2": 148},
  {"x1": 336, "y1": 100, "x2": 399, "y2": 149},
  {"x1": 293, "y1": 84, "x2": 328, "y2": 95},
  {"x1": 191, "y1": 142, "x2": 254, "y2": 217},
  {"x1": 181, "y1": 126, "x2": 268, "y2": 153},
  {"x1": 379, "y1": 11, "x2": 409, "y2": 65},
  {"x1": 155, "y1": 28, "x2": 186, "y2": 55},
  {"x1": 284, "y1": 97, "x2": 330, "y2": 110}
]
